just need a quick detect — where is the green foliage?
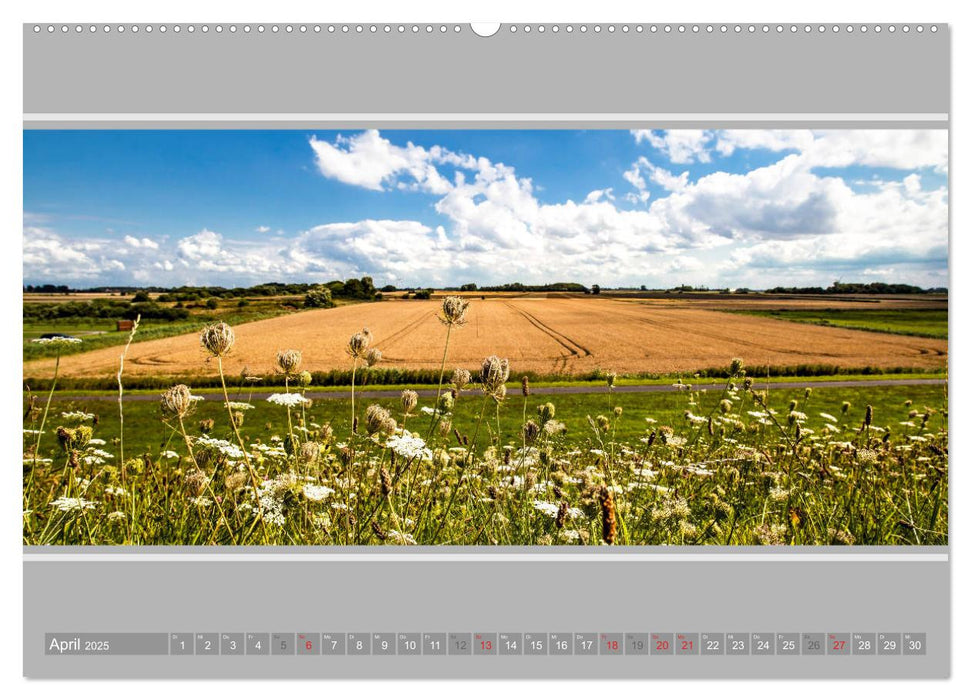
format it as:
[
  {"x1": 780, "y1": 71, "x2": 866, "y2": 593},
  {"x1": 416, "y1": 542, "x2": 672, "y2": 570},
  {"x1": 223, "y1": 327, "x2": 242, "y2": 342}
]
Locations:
[
  {"x1": 22, "y1": 381, "x2": 948, "y2": 545},
  {"x1": 303, "y1": 285, "x2": 335, "y2": 309}
]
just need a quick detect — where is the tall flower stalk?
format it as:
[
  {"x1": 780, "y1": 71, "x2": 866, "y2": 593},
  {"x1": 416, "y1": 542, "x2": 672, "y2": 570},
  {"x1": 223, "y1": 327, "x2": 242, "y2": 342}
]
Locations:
[
  {"x1": 116, "y1": 315, "x2": 140, "y2": 472},
  {"x1": 30, "y1": 335, "x2": 82, "y2": 466},
  {"x1": 429, "y1": 297, "x2": 469, "y2": 433},
  {"x1": 345, "y1": 328, "x2": 373, "y2": 434}
]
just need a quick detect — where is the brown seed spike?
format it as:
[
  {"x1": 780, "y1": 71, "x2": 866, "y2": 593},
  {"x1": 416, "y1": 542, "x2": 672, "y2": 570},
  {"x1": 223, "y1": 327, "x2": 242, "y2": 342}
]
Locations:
[{"x1": 599, "y1": 486, "x2": 617, "y2": 545}]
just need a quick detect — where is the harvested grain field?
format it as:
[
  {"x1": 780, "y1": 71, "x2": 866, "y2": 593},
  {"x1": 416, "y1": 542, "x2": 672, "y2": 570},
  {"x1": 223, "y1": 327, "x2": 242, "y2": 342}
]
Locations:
[{"x1": 23, "y1": 296, "x2": 948, "y2": 380}]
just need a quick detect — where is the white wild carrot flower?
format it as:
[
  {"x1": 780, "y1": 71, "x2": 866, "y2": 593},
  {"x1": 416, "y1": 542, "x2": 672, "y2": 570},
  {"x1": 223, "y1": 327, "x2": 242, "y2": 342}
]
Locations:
[
  {"x1": 50, "y1": 496, "x2": 97, "y2": 512},
  {"x1": 303, "y1": 484, "x2": 335, "y2": 502},
  {"x1": 31, "y1": 336, "x2": 82, "y2": 346},
  {"x1": 267, "y1": 392, "x2": 310, "y2": 408},
  {"x1": 60, "y1": 411, "x2": 95, "y2": 422},
  {"x1": 385, "y1": 430, "x2": 432, "y2": 461}
]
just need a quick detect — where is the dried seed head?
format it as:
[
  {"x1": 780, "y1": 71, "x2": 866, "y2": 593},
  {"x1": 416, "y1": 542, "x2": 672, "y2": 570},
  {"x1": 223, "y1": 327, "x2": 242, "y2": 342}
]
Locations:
[
  {"x1": 276, "y1": 349, "x2": 302, "y2": 375},
  {"x1": 599, "y1": 486, "x2": 617, "y2": 545},
  {"x1": 521, "y1": 376, "x2": 530, "y2": 397},
  {"x1": 537, "y1": 402, "x2": 556, "y2": 424},
  {"x1": 364, "y1": 404, "x2": 396, "y2": 435},
  {"x1": 438, "y1": 392, "x2": 455, "y2": 414},
  {"x1": 480, "y1": 355, "x2": 510, "y2": 396},
  {"x1": 199, "y1": 322, "x2": 235, "y2": 357},
  {"x1": 400, "y1": 390, "x2": 419, "y2": 414},
  {"x1": 523, "y1": 419, "x2": 541, "y2": 445},
  {"x1": 439, "y1": 296, "x2": 470, "y2": 327},
  {"x1": 160, "y1": 384, "x2": 194, "y2": 418},
  {"x1": 491, "y1": 384, "x2": 507, "y2": 403},
  {"x1": 605, "y1": 372, "x2": 617, "y2": 388},
  {"x1": 729, "y1": 357, "x2": 744, "y2": 376},
  {"x1": 199, "y1": 418, "x2": 215, "y2": 434},
  {"x1": 555, "y1": 501, "x2": 569, "y2": 529},
  {"x1": 298, "y1": 370, "x2": 313, "y2": 387},
  {"x1": 364, "y1": 347, "x2": 382, "y2": 368},
  {"x1": 864, "y1": 405, "x2": 873, "y2": 427},
  {"x1": 841, "y1": 401, "x2": 852, "y2": 415},
  {"x1": 346, "y1": 327, "x2": 373, "y2": 359},
  {"x1": 380, "y1": 467, "x2": 392, "y2": 496},
  {"x1": 225, "y1": 471, "x2": 250, "y2": 491},
  {"x1": 451, "y1": 368, "x2": 472, "y2": 391},
  {"x1": 299, "y1": 441, "x2": 321, "y2": 463},
  {"x1": 185, "y1": 470, "x2": 209, "y2": 497}
]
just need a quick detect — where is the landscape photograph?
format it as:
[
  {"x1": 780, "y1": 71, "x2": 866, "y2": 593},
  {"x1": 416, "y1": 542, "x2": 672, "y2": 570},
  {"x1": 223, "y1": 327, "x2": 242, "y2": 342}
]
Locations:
[{"x1": 22, "y1": 128, "x2": 948, "y2": 546}]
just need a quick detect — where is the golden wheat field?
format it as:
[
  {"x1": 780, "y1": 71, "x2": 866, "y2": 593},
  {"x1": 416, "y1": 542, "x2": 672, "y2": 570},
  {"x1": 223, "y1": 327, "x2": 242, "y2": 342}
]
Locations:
[{"x1": 23, "y1": 296, "x2": 948, "y2": 380}]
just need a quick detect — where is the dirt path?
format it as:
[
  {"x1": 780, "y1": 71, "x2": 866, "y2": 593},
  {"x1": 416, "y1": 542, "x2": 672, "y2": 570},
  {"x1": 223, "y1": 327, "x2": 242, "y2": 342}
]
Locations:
[{"x1": 52, "y1": 377, "x2": 946, "y2": 403}]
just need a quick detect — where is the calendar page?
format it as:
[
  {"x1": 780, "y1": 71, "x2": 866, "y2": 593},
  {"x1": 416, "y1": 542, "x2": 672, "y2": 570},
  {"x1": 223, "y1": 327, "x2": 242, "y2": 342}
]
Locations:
[{"x1": 21, "y1": 21, "x2": 949, "y2": 680}]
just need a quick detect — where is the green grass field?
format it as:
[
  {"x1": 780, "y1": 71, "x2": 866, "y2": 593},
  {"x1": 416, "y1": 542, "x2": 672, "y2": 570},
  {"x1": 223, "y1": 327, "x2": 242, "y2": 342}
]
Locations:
[
  {"x1": 28, "y1": 383, "x2": 946, "y2": 456},
  {"x1": 731, "y1": 308, "x2": 948, "y2": 339}
]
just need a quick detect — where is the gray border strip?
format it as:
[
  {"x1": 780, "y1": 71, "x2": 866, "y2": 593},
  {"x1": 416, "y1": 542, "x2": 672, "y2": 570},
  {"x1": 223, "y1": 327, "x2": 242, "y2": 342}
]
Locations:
[
  {"x1": 24, "y1": 545, "x2": 949, "y2": 558},
  {"x1": 22, "y1": 120, "x2": 951, "y2": 130},
  {"x1": 24, "y1": 24, "x2": 949, "y2": 114},
  {"x1": 25, "y1": 553, "x2": 948, "y2": 562},
  {"x1": 23, "y1": 113, "x2": 949, "y2": 121}
]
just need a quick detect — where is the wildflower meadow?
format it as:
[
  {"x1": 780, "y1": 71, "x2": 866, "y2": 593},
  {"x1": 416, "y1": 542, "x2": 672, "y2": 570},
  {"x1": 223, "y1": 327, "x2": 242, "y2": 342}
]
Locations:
[{"x1": 22, "y1": 297, "x2": 948, "y2": 546}]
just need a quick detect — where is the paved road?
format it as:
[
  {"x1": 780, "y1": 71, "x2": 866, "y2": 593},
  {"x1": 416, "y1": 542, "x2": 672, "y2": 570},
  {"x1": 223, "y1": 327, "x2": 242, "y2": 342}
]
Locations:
[{"x1": 54, "y1": 377, "x2": 945, "y2": 402}]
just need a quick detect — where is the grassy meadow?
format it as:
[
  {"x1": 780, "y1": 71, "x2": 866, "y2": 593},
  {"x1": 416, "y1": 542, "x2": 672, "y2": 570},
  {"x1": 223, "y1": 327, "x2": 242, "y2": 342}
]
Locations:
[{"x1": 22, "y1": 296, "x2": 948, "y2": 546}]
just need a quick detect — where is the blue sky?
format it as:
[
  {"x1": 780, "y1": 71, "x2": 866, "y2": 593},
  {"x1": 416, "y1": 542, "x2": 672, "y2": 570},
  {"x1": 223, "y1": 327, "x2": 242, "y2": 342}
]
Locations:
[{"x1": 23, "y1": 129, "x2": 948, "y2": 289}]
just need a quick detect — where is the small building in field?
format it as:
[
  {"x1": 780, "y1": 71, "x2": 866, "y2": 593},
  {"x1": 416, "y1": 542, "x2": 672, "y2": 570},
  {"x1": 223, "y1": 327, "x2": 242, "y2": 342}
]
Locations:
[{"x1": 116, "y1": 320, "x2": 134, "y2": 332}]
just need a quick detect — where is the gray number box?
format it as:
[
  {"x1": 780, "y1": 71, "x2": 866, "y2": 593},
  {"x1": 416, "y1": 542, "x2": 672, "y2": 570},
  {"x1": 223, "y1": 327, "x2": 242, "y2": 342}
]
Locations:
[
  {"x1": 524, "y1": 632, "x2": 548, "y2": 655},
  {"x1": 271, "y1": 633, "x2": 293, "y2": 656},
  {"x1": 474, "y1": 633, "x2": 497, "y2": 655},
  {"x1": 650, "y1": 633, "x2": 673, "y2": 656},
  {"x1": 195, "y1": 633, "x2": 218, "y2": 656},
  {"x1": 879, "y1": 633, "x2": 901, "y2": 655},
  {"x1": 752, "y1": 633, "x2": 774, "y2": 655},
  {"x1": 777, "y1": 633, "x2": 800, "y2": 656},
  {"x1": 499, "y1": 633, "x2": 522, "y2": 655},
  {"x1": 852, "y1": 633, "x2": 875, "y2": 655},
  {"x1": 422, "y1": 633, "x2": 445, "y2": 656},
  {"x1": 347, "y1": 633, "x2": 371, "y2": 655},
  {"x1": 221, "y1": 633, "x2": 244, "y2": 656},
  {"x1": 397, "y1": 633, "x2": 421, "y2": 655},
  {"x1": 297, "y1": 633, "x2": 319, "y2": 655},
  {"x1": 727, "y1": 633, "x2": 750, "y2": 656},
  {"x1": 372, "y1": 633, "x2": 395, "y2": 656},
  {"x1": 701, "y1": 633, "x2": 725, "y2": 656},
  {"x1": 170, "y1": 633, "x2": 193, "y2": 655},
  {"x1": 574, "y1": 633, "x2": 597, "y2": 656},
  {"x1": 599, "y1": 633, "x2": 623, "y2": 655},
  {"x1": 321, "y1": 633, "x2": 345, "y2": 655},
  {"x1": 550, "y1": 633, "x2": 572, "y2": 655},
  {"x1": 448, "y1": 633, "x2": 471, "y2": 656},
  {"x1": 802, "y1": 633, "x2": 824, "y2": 656},
  {"x1": 676, "y1": 633, "x2": 699, "y2": 655},
  {"x1": 903, "y1": 633, "x2": 926, "y2": 656},
  {"x1": 246, "y1": 633, "x2": 268, "y2": 656},
  {"x1": 625, "y1": 633, "x2": 649, "y2": 655},
  {"x1": 827, "y1": 633, "x2": 850, "y2": 656}
]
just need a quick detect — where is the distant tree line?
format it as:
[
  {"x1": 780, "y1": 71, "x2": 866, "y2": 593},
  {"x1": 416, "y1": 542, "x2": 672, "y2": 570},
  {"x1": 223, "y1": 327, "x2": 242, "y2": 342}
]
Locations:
[
  {"x1": 23, "y1": 299, "x2": 190, "y2": 322},
  {"x1": 765, "y1": 281, "x2": 946, "y2": 295}
]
